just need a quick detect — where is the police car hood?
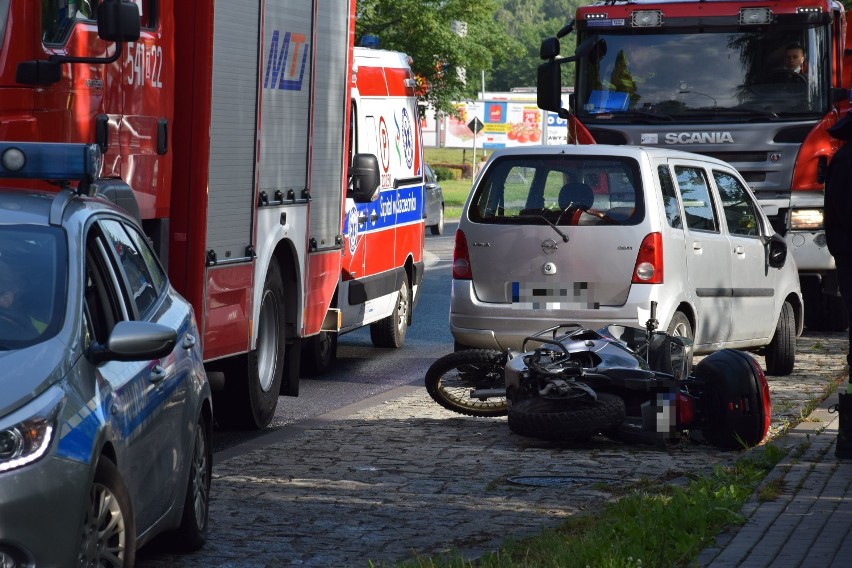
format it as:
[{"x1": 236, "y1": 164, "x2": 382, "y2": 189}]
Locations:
[{"x1": 0, "y1": 338, "x2": 74, "y2": 418}]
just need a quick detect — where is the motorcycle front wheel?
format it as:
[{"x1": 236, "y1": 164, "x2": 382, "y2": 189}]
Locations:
[
  {"x1": 424, "y1": 349, "x2": 508, "y2": 417},
  {"x1": 507, "y1": 393, "x2": 626, "y2": 442}
]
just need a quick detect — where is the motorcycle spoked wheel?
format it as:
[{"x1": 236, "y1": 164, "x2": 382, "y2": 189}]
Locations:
[
  {"x1": 693, "y1": 349, "x2": 769, "y2": 450},
  {"x1": 424, "y1": 349, "x2": 508, "y2": 417},
  {"x1": 507, "y1": 393, "x2": 626, "y2": 442}
]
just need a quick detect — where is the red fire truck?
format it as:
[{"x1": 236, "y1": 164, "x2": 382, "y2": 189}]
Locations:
[
  {"x1": 537, "y1": 0, "x2": 852, "y2": 331},
  {"x1": 1, "y1": 0, "x2": 425, "y2": 428}
]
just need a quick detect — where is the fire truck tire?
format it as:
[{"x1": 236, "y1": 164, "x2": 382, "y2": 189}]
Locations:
[
  {"x1": 694, "y1": 349, "x2": 768, "y2": 450},
  {"x1": 370, "y1": 273, "x2": 410, "y2": 348},
  {"x1": 764, "y1": 301, "x2": 795, "y2": 376},
  {"x1": 214, "y1": 259, "x2": 286, "y2": 429},
  {"x1": 301, "y1": 331, "x2": 338, "y2": 376},
  {"x1": 507, "y1": 393, "x2": 625, "y2": 442}
]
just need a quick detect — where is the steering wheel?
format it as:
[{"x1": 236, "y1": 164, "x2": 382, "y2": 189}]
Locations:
[
  {"x1": 763, "y1": 69, "x2": 807, "y2": 85},
  {"x1": 0, "y1": 310, "x2": 38, "y2": 340}
]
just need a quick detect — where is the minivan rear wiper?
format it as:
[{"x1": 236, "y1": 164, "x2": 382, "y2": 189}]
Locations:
[{"x1": 517, "y1": 212, "x2": 569, "y2": 242}]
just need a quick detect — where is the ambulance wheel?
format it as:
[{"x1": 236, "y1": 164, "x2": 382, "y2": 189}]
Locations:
[
  {"x1": 695, "y1": 349, "x2": 768, "y2": 450},
  {"x1": 215, "y1": 258, "x2": 285, "y2": 429},
  {"x1": 301, "y1": 331, "x2": 338, "y2": 376},
  {"x1": 370, "y1": 273, "x2": 410, "y2": 348},
  {"x1": 764, "y1": 301, "x2": 795, "y2": 376}
]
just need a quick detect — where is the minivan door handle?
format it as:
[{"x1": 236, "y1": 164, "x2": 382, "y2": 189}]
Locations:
[
  {"x1": 692, "y1": 242, "x2": 702, "y2": 252},
  {"x1": 734, "y1": 245, "x2": 744, "y2": 255}
]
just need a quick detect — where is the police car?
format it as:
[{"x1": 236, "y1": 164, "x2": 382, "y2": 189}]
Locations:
[{"x1": 0, "y1": 143, "x2": 213, "y2": 566}]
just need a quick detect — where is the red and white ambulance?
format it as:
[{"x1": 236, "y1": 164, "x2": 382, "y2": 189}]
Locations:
[{"x1": 0, "y1": 0, "x2": 425, "y2": 428}]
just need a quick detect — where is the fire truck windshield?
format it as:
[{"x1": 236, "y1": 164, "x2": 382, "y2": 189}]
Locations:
[
  {"x1": 575, "y1": 26, "x2": 830, "y2": 122},
  {"x1": 0, "y1": 0, "x2": 8, "y2": 47}
]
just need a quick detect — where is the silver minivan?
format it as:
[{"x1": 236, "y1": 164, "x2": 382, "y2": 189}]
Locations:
[{"x1": 450, "y1": 144, "x2": 803, "y2": 375}]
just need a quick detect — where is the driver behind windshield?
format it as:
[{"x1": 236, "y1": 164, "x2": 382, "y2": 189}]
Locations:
[
  {"x1": 0, "y1": 260, "x2": 43, "y2": 339},
  {"x1": 783, "y1": 42, "x2": 806, "y2": 74}
]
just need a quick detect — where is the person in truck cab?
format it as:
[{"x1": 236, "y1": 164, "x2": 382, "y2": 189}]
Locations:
[{"x1": 783, "y1": 43, "x2": 806, "y2": 74}]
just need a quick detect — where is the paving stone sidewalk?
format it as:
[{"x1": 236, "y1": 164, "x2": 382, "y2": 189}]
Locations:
[{"x1": 138, "y1": 333, "x2": 848, "y2": 567}]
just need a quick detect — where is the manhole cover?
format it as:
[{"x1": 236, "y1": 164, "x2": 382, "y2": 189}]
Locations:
[{"x1": 507, "y1": 475, "x2": 620, "y2": 487}]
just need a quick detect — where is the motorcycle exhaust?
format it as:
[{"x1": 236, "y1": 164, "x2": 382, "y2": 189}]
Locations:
[{"x1": 470, "y1": 388, "x2": 507, "y2": 400}]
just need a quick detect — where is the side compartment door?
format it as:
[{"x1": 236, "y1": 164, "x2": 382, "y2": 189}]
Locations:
[
  {"x1": 712, "y1": 168, "x2": 777, "y2": 341},
  {"x1": 670, "y1": 161, "x2": 732, "y2": 347}
]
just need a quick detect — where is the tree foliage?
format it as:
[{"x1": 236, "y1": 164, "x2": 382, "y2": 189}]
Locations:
[{"x1": 356, "y1": 0, "x2": 517, "y2": 115}]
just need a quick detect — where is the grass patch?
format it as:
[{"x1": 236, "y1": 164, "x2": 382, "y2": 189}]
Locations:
[{"x1": 391, "y1": 445, "x2": 786, "y2": 568}]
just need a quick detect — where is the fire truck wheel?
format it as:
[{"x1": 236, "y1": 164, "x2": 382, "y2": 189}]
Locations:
[
  {"x1": 301, "y1": 331, "x2": 338, "y2": 376},
  {"x1": 370, "y1": 273, "x2": 410, "y2": 348},
  {"x1": 215, "y1": 258, "x2": 286, "y2": 429}
]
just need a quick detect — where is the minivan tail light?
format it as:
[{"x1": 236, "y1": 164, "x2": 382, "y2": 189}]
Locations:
[
  {"x1": 453, "y1": 229, "x2": 472, "y2": 280},
  {"x1": 632, "y1": 232, "x2": 663, "y2": 284}
]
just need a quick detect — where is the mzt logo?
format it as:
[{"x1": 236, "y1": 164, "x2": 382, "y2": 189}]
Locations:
[{"x1": 263, "y1": 30, "x2": 309, "y2": 91}]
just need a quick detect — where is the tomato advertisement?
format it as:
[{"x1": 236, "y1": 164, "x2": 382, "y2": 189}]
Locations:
[{"x1": 441, "y1": 99, "x2": 566, "y2": 149}]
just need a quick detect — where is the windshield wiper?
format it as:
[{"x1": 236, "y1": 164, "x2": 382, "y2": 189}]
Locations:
[
  {"x1": 588, "y1": 109, "x2": 674, "y2": 122},
  {"x1": 682, "y1": 107, "x2": 780, "y2": 120},
  {"x1": 517, "y1": 212, "x2": 569, "y2": 243}
]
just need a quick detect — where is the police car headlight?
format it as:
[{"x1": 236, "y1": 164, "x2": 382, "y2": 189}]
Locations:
[
  {"x1": 790, "y1": 208, "x2": 823, "y2": 230},
  {"x1": 0, "y1": 388, "x2": 63, "y2": 473}
]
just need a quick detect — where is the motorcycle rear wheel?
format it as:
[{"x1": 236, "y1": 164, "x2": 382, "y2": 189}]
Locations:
[
  {"x1": 507, "y1": 393, "x2": 626, "y2": 442},
  {"x1": 424, "y1": 349, "x2": 507, "y2": 417}
]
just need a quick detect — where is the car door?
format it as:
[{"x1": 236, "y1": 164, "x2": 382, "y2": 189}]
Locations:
[
  {"x1": 85, "y1": 217, "x2": 192, "y2": 531},
  {"x1": 712, "y1": 168, "x2": 777, "y2": 341},
  {"x1": 669, "y1": 161, "x2": 732, "y2": 347},
  {"x1": 424, "y1": 164, "x2": 440, "y2": 223}
]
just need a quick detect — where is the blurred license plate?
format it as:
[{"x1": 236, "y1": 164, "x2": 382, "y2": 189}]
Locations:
[{"x1": 511, "y1": 281, "x2": 600, "y2": 310}]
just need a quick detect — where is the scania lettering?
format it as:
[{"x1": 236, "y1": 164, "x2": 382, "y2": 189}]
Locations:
[
  {"x1": 664, "y1": 132, "x2": 736, "y2": 145},
  {"x1": 537, "y1": 0, "x2": 852, "y2": 331},
  {"x1": 0, "y1": 0, "x2": 425, "y2": 429}
]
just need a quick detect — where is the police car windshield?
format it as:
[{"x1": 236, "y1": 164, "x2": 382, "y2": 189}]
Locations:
[
  {"x1": 0, "y1": 226, "x2": 67, "y2": 350},
  {"x1": 576, "y1": 26, "x2": 830, "y2": 122}
]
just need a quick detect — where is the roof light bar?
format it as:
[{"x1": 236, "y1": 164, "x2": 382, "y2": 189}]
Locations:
[
  {"x1": 585, "y1": 13, "x2": 608, "y2": 20},
  {"x1": 0, "y1": 143, "x2": 102, "y2": 183},
  {"x1": 797, "y1": 7, "x2": 821, "y2": 14},
  {"x1": 740, "y1": 7, "x2": 772, "y2": 25},
  {"x1": 632, "y1": 10, "x2": 662, "y2": 27}
]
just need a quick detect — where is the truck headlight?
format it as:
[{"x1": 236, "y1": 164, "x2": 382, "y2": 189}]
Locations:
[
  {"x1": 0, "y1": 388, "x2": 63, "y2": 473},
  {"x1": 790, "y1": 208, "x2": 823, "y2": 230}
]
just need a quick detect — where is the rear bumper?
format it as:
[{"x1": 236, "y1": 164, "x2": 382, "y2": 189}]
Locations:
[{"x1": 450, "y1": 279, "x2": 679, "y2": 350}]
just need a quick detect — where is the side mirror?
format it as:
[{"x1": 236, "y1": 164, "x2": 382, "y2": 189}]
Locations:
[
  {"x1": 349, "y1": 153, "x2": 380, "y2": 203},
  {"x1": 767, "y1": 233, "x2": 788, "y2": 268},
  {"x1": 88, "y1": 321, "x2": 177, "y2": 364},
  {"x1": 98, "y1": 0, "x2": 142, "y2": 42},
  {"x1": 540, "y1": 37, "x2": 560, "y2": 60},
  {"x1": 537, "y1": 61, "x2": 564, "y2": 114}
]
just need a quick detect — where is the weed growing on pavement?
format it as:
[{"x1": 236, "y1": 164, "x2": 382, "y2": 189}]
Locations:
[
  {"x1": 395, "y1": 445, "x2": 784, "y2": 568},
  {"x1": 810, "y1": 341, "x2": 826, "y2": 351},
  {"x1": 758, "y1": 477, "x2": 785, "y2": 502}
]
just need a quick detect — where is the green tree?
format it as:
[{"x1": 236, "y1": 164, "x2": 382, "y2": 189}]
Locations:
[{"x1": 356, "y1": 0, "x2": 516, "y2": 115}]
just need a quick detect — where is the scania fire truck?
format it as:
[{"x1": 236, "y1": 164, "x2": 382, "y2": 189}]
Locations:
[
  {"x1": 0, "y1": 0, "x2": 425, "y2": 428},
  {"x1": 537, "y1": 0, "x2": 852, "y2": 331}
]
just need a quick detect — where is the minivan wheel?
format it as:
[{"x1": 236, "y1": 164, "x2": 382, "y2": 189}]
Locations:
[{"x1": 764, "y1": 301, "x2": 796, "y2": 376}]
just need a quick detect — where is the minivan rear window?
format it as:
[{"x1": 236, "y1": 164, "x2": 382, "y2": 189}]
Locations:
[{"x1": 469, "y1": 155, "x2": 644, "y2": 226}]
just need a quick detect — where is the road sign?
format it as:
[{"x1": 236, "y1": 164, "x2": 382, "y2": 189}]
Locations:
[{"x1": 468, "y1": 117, "x2": 484, "y2": 134}]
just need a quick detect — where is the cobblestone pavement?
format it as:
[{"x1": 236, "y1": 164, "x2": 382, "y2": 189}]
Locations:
[{"x1": 137, "y1": 332, "x2": 848, "y2": 568}]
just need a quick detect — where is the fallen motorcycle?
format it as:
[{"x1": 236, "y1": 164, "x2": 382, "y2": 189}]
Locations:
[{"x1": 425, "y1": 303, "x2": 771, "y2": 450}]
